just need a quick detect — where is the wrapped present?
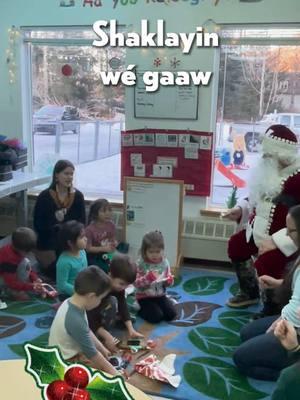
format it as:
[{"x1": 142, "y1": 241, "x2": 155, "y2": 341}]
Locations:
[{"x1": 134, "y1": 354, "x2": 181, "y2": 388}]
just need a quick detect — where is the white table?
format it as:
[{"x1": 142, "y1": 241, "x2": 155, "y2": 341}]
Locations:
[{"x1": 0, "y1": 171, "x2": 50, "y2": 225}]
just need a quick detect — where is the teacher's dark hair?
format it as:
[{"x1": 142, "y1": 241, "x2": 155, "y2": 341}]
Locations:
[{"x1": 49, "y1": 159, "x2": 75, "y2": 190}]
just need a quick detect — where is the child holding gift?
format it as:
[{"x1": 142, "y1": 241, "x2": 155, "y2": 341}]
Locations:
[{"x1": 134, "y1": 231, "x2": 177, "y2": 324}]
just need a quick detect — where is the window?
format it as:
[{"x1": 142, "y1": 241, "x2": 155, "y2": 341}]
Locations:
[
  {"x1": 281, "y1": 115, "x2": 291, "y2": 125},
  {"x1": 294, "y1": 116, "x2": 300, "y2": 127},
  {"x1": 22, "y1": 27, "x2": 125, "y2": 200},
  {"x1": 212, "y1": 26, "x2": 300, "y2": 207}
]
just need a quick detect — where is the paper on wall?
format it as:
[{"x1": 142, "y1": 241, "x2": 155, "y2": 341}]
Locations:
[
  {"x1": 134, "y1": 164, "x2": 146, "y2": 177},
  {"x1": 134, "y1": 134, "x2": 146, "y2": 146},
  {"x1": 152, "y1": 164, "x2": 173, "y2": 178},
  {"x1": 157, "y1": 157, "x2": 178, "y2": 168},
  {"x1": 122, "y1": 133, "x2": 133, "y2": 146},
  {"x1": 200, "y1": 136, "x2": 212, "y2": 150},
  {"x1": 156, "y1": 134, "x2": 168, "y2": 147},
  {"x1": 133, "y1": 133, "x2": 155, "y2": 146},
  {"x1": 178, "y1": 134, "x2": 190, "y2": 147},
  {"x1": 184, "y1": 143, "x2": 199, "y2": 159},
  {"x1": 144, "y1": 134, "x2": 155, "y2": 146},
  {"x1": 166, "y1": 134, "x2": 178, "y2": 147},
  {"x1": 130, "y1": 153, "x2": 142, "y2": 166}
]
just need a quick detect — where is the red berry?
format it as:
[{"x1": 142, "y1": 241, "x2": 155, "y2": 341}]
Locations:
[
  {"x1": 64, "y1": 366, "x2": 89, "y2": 389},
  {"x1": 65, "y1": 387, "x2": 90, "y2": 400},
  {"x1": 46, "y1": 380, "x2": 71, "y2": 400}
]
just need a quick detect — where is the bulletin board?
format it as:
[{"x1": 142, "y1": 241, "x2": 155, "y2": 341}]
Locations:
[
  {"x1": 124, "y1": 177, "x2": 184, "y2": 271},
  {"x1": 121, "y1": 128, "x2": 213, "y2": 196},
  {"x1": 134, "y1": 72, "x2": 199, "y2": 120}
]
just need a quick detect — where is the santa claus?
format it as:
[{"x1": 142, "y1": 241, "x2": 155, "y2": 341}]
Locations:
[{"x1": 225, "y1": 124, "x2": 300, "y2": 314}]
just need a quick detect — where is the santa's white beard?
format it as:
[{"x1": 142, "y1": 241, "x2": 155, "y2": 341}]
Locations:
[{"x1": 249, "y1": 157, "x2": 282, "y2": 207}]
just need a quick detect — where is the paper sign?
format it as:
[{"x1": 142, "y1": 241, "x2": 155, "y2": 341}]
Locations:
[
  {"x1": 179, "y1": 134, "x2": 190, "y2": 147},
  {"x1": 134, "y1": 164, "x2": 146, "y2": 177},
  {"x1": 167, "y1": 134, "x2": 178, "y2": 147},
  {"x1": 122, "y1": 134, "x2": 133, "y2": 146},
  {"x1": 152, "y1": 164, "x2": 173, "y2": 177},
  {"x1": 144, "y1": 133, "x2": 155, "y2": 146},
  {"x1": 130, "y1": 153, "x2": 142, "y2": 166},
  {"x1": 200, "y1": 136, "x2": 212, "y2": 150},
  {"x1": 184, "y1": 143, "x2": 199, "y2": 159},
  {"x1": 156, "y1": 134, "x2": 168, "y2": 147},
  {"x1": 157, "y1": 156, "x2": 178, "y2": 168},
  {"x1": 185, "y1": 184, "x2": 195, "y2": 191}
]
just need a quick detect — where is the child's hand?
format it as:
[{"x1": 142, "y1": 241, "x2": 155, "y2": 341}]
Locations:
[
  {"x1": 33, "y1": 282, "x2": 43, "y2": 292},
  {"x1": 166, "y1": 275, "x2": 174, "y2": 286},
  {"x1": 128, "y1": 328, "x2": 144, "y2": 339},
  {"x1": 103, "y1": 332, "x2": 120, "y2": 353},
  {"x1": 146, "y1": 271, "x2": 158, "y2": 282},
  {"x1": 102, "y1": 347, "x2": 111, "y2": 360},
  {"x1": 101, "y1": 240, "x2": 115, "y2": 253}
]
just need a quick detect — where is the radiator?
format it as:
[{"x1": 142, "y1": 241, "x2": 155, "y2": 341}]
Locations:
[{"x1": 181, "y1": 217, "x2": 236, "y2": 262}]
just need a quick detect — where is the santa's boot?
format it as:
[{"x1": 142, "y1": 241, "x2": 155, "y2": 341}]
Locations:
[{"x1": 227, "y1": 260, "x2": 260, "y2": 308}]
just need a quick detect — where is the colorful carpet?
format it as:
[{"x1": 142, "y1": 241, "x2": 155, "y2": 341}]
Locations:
[
  {"x1": 127, "y1": 268, "x2": 276, "y2": 400},
  {"x1": 0, "y1": 267, "x2": 276, "y2": 400}
]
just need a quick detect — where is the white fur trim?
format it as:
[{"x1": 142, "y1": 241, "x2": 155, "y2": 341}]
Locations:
[
  {"x1": 262, "y1": 136, "x2": 298, "y2": 157},
  {"x1": 272, "y1": 228, "x2": 298, "y2": 257}
]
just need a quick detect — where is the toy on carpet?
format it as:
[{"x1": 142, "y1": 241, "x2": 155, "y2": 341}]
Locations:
[
  {"x1": 117, "y1": 339, "x2": 157, "y2": 353},
  {"x1": 39, "y1": 283, "x2": 58, "y2": 299},
  {"x1": 135, "y1": 354, "x2": 181, "y2": 388}
]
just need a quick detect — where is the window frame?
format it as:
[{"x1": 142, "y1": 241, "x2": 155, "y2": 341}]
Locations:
[{"x1": 209, "y1": 23, "x2": 300, "y2": 208}]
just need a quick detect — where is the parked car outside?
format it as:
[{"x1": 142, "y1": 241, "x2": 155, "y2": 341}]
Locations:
[
  {"x1": 33, "y1": 105, "x2": 80, "y2": 135},
  {"x1": 228, "y1": 112, "x2": 300, "y2": 152}
]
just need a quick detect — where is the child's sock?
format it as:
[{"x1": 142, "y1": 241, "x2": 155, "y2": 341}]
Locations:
[{"x1": 0, "y1": 300, "x2": 7, "y2": 310}]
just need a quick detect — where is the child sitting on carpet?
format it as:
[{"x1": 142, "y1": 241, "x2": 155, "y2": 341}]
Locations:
[
  {"x1": 87, "y1": 253, "x2": 143, "y2": 353},
  {"x1": 49, "y1": 266, "x2": 120, "y2": 376},
  {"x1": 85, "y1": 199, "x2": 118, "y2": 273},
  {"x1": 0, "y1": 227, "x2": 43, "y2": 300},
  {"x1": 56, "y1": 220, "x2": 88, "y2": 301},
  {"x1": 134, "y1": 231, "x2": 177, "y2": 324}
]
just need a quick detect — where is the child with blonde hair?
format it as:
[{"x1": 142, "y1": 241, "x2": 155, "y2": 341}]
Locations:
[{"x1": 134, "y1": 231, "x2": 177, "y2": 324}]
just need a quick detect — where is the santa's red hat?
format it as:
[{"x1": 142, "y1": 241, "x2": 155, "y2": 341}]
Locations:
[{"x1": 262, "y1": 124, "x2": 298, "y2": 158}]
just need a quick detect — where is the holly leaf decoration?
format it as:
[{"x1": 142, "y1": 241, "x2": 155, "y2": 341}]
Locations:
[
  {"x1": 86, "y1": 373, "x2": 134, "y2": 400},
  {"x1": 24, "y1": 344, "x2": 66, "y2": 387},
  {"x1": 24, "y1": 345, "x2": 134, "y2": 400}
]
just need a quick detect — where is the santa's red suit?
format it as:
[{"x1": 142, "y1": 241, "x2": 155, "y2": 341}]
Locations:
[{"x1": 227, "y1": 124, "x2": 300, "y2": 309}]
